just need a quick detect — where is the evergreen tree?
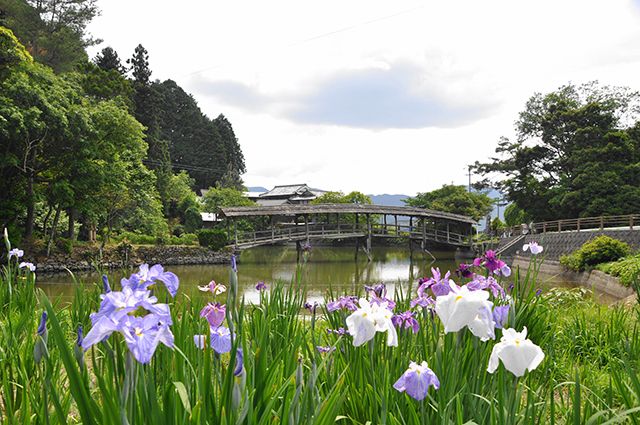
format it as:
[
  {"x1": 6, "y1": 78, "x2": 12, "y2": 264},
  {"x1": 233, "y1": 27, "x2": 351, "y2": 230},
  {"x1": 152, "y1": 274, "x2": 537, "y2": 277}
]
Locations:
[{"x1": 94, "y1": 46, "x2": 124, "y2": 74}]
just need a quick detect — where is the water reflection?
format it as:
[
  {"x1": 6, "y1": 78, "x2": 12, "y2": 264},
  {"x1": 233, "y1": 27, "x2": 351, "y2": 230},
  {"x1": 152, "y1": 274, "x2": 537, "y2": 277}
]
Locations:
[{"x1": 36, "y1": 246, "x2": 459, "y2": 304}]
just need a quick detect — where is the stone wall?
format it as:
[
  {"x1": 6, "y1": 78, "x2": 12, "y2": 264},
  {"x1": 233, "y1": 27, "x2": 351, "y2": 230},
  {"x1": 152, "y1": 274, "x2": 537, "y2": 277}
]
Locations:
[
  {"x1": 511, "y1": 255, "x2": 635, "y2": 300},
  {"x1": 34, "y1": 245, "x2": 231, "y2": 273},
  {"x1": 497, "y1": 229, "x2": 640, "y2": 260}
]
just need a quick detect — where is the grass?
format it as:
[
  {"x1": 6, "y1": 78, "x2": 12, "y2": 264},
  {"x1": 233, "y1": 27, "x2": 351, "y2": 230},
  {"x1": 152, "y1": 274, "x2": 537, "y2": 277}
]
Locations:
[{"x1": 1, "y1": 245, "x2": 639, "y2": 424}]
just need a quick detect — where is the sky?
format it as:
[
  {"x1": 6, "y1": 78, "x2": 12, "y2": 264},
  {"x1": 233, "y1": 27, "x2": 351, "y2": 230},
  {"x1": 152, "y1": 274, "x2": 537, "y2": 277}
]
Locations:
[{"x1": 87, "y1": 0, "x2": 640, "y2": 196}]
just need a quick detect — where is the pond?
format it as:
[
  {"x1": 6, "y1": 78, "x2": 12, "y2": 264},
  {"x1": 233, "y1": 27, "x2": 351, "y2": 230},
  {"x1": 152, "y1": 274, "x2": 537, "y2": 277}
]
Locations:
[
  {"x1": 36, "y1": 246, "x2": 461, "y2": 303},
  {"x1": 36, "y1": 245, "x2": 599, "y2": 304}
]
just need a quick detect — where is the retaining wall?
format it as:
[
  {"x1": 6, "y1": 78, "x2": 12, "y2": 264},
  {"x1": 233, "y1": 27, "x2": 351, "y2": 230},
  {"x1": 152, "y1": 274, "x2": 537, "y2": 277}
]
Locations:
[
  {"x1": 511, "y1": 255, "x2": 635, "y2": 300},
  {"x1": 497, "y1": 229, "x2": 640, "y2": 260},
  {"x1": 34, "y1": 245, "x2": 231, "y2": 274}
]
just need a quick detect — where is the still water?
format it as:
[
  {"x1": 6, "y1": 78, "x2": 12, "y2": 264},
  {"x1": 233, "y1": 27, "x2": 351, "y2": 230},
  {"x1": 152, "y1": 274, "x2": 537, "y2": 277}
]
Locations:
[{"x1": 36, "y1": 246, "x2": 460, "y2": 303}]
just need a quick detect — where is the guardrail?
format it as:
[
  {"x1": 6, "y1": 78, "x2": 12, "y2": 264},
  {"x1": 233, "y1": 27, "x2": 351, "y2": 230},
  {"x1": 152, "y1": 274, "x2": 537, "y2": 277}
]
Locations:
[
  {"x1": 499, "y1": 214, "x2": 640, "y2": 237},
  {"x1": 232, "y1": 223, "x2": 469, "y2": 246}
]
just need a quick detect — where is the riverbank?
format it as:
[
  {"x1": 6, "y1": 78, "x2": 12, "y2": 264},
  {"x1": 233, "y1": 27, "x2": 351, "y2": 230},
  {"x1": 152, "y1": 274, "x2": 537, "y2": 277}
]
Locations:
[
  {"x1": 511, "y1": 255, "x2": 635, "y2": 301},
  {"x1": 30, "y1": 244, "x2": 231, "y2": 274}
]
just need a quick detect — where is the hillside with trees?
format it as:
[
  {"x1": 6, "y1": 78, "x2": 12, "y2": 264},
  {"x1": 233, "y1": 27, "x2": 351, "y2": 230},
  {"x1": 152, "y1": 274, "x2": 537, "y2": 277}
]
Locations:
[{"x1": 0, "y1": 0, "x2": 246, "y2": 250}]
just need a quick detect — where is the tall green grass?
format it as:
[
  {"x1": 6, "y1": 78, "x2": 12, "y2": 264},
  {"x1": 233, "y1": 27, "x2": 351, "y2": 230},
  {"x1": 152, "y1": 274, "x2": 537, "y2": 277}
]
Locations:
[{"x1": 0, "y1": 250, "x2": 639, "y2": 424}]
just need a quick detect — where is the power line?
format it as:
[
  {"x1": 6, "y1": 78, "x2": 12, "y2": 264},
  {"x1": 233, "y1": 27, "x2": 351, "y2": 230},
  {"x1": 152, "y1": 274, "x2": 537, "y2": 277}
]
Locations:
[{"x1": 142, "y1": 159, "x2": 218, "y2": 174}]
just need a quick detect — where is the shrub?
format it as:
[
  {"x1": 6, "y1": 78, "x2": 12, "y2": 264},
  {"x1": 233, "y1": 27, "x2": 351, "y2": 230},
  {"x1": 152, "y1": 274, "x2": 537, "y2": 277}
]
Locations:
[
  {"x1": 560, "y1": 236, "x2": 630, "y2": 271},
  {"x1": 197, "y1": 229, "x2": 228, "y2": 251},
  {"x1": 55, "y1": 237, "x2": 73, "y2": 255},
  {"x1": 596, "y1": 254, "x2": 640, "y2": 287},
  {"x1": 167, "y1": 233, "x2": 199, "y2": 246}
]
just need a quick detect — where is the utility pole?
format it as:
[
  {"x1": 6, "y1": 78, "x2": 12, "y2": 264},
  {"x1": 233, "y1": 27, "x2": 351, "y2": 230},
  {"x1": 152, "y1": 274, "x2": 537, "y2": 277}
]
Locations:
[{"x1": 467, "y1": 165, "x2": 472, "y2": 192}]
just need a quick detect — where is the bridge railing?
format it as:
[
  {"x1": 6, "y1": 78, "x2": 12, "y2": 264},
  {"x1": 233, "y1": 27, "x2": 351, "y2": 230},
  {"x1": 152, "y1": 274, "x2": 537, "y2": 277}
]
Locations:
[
  {"x1": 499, "y1": 214, "x2": 640, "y2": 237},
  {"x1": 233, "y1": 223, "x2": 469, "y2": 246}
]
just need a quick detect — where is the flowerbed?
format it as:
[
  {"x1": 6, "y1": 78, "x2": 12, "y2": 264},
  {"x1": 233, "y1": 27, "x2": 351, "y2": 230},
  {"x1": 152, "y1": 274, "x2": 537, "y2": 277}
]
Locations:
[{"x1": 1, "y1": 232, "x2": 640, "y2": 424}]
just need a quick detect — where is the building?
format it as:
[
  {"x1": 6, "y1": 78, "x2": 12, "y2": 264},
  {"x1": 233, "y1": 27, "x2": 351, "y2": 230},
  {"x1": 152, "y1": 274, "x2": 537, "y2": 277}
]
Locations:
[{"x1": 253, "y1": 184, "x2": 326, "y2": 206}]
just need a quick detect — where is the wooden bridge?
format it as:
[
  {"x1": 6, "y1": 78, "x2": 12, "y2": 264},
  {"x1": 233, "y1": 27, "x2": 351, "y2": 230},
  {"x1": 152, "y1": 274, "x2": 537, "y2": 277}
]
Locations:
[{"x1": 219, "y1": 204, "x2": 476, "y2": 260}]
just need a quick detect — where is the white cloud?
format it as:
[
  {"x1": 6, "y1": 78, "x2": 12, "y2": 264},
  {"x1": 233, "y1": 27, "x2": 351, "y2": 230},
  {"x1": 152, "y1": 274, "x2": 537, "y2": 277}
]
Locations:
[{"x1": 88, "y1": 0, "x2": 640, "y2": 195}]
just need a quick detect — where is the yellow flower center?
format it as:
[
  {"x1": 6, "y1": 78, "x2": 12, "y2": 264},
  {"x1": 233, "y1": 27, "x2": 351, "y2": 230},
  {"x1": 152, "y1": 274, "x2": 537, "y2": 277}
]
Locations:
[
  {"x1": 135, "y1": 327, "x2": 144, "y2": 337},
  {"x1": 515, "y1": 339, "x2": 520, "y2": 345},
  {"x1": 455, "y1": 295, "x2": 463, "y2": 302}
]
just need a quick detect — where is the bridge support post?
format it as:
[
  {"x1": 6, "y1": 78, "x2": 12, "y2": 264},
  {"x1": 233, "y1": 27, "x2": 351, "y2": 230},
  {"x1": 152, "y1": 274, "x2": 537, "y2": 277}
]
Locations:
[
  {"x1": 234, "y1": 219, "x2": 238, "y2": 246},
  {"x1": 271, "y1": 216, "x2": 275, "y2": 242},
  {"x1": 296, "y1": 240, "x2": 301, "y2": 263},
  {"x1": 365, "y1": 213, "x2": 372, "y2": 262},
  {"x1": 305, "y1": 214, "x2": 309, "y2": 243},
  {"x1": 446, "y1": 222, "x2": 450, "y2": 243}
]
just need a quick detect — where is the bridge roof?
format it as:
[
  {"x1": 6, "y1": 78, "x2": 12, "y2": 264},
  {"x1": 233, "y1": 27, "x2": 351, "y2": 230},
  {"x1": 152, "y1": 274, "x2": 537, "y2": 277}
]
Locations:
[{"x1": 219, "y1": 203, "x2": 476, "y2": 224}]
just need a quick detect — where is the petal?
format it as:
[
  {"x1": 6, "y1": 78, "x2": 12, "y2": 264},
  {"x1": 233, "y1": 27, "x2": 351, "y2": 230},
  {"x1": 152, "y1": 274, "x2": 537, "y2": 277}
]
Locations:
[
  {"x1": 82, "y1": 315, "x2": 119, "y2": 350},
  {"x1": 346, "y1": 312, "x2": 376, "y2": 347},
  {"x1": 487, "y1": 342, "x2": 505, "y2": 374}
]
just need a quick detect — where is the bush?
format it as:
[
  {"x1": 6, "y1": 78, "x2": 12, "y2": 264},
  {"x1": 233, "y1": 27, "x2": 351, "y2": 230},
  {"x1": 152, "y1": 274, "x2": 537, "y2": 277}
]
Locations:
[
  {"x1": 55, "y1": 237, "x2": 73, "y2": 255},
  {"x1": 559, "y1": 236, "x2": 630, "y2": 271},
  {"x1": 197, "y1": 229, "x2": 228, "y2": 251},
  {"x1": 114, "y1": 231, "x2": 156, "y2": 245},
  {"x1": 167, "y1": 233, "x2": 199, "y2": 246},
  {"x1": 596, "y1": 254, "x2": 640, "y2": 287}
]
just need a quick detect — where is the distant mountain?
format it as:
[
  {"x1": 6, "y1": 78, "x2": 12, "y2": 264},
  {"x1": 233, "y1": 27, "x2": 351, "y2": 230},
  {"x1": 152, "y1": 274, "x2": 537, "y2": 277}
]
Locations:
[
  {"x1": 247, "y1": 186, "x2": 268, "y2": 192},
  {"x1": 368, "y1": 194, "x2": 409, "y2": 206}
]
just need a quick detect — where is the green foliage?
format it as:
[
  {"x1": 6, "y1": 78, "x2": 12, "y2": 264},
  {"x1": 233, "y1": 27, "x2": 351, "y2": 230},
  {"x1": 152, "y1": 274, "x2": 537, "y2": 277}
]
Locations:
[
  {"x1": 560, "y1": 235, "x2": 631, "y2": 271},
  {"x1": 491, "y1": 216, "x2": 505, "y2": 231},
  {"x1": 597, "y1": 253, "x2": 640, "y2": 287},
  {"x1": 474, "y1": 82, "x2": 640, "y2": 221},
  {"x1": 311, "y1": 190, "x2": 372, "y2": 205},
  {"x1": 1, "y1": 0, "x2": 99, "y2": 71},
  {"x1": 503, "y1": 203, "x2": 529, "y2": 226},
  {"x1": 0, "y1": 25, "x2": 32, "y2": 68},
  {"x1": 202, "y1": 187, "x2": 254, "y2": 213},
  {"x1": 196, "y1": 228, "x2": 228, "y2": 250},
  {"x1": 404, "y1": 184, "x2": 493, "y2": 221}
]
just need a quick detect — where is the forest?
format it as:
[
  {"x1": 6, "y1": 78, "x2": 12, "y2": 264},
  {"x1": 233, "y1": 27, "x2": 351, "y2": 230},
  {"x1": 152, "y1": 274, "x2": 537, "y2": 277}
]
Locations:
[{"x1": 0, "y1": 0, "x2": 246, "y2": 249}]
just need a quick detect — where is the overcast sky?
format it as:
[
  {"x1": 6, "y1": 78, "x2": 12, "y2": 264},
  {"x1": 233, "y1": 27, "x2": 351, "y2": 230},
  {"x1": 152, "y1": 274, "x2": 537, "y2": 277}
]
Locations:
[{"x1": 87, "y1": 0, "x2": 640, "y2": 196}]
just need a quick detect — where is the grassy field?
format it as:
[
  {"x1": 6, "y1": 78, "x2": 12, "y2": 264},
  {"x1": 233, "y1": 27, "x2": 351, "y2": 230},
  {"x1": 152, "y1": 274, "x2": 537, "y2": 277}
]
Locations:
[{"x1": 1, "y1": 239, "x2": 639, "y2": 424}]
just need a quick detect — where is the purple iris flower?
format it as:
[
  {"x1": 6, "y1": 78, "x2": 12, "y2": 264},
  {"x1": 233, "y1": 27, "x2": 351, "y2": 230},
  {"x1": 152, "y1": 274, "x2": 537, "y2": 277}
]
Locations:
[
  {"x1": 393, "y1": 361, "x2": 440, "y2": 401},
  {"x1": 200, "y1": 303, "x2": 226, "y2": 328},
  {"x1": 316, "y1": 345, "x2": 335, "y2": 354},
  {"x1": 493, "y1": 305, "x2": 510, "y2": 329},
  {"x1": 121, "y1": 264, "x2": 179, "y2": 297},
  {"x1": 119, "y1": 314, "x2": 175, "y2": 364},
  {"x1": 467, "y1": 276, "x2": 505, "y2": 298},
  {"x1": 102, "y1": 275, "x2": 111, "y2": 293},
  {"x1": 536, "y1": 289, "x2": 542, "y2": 297},
  {"x1": 365, "y1": 283, "x2": 396, "y2": 309},
  {"x1": 234, "y1": 348, "x2": 244, "y2": 376},
  {"x1": 364, "y1": 283, "x2": 386, "y2": 298},
  {"x1": 76, "y1": 325, "x2": 83, "y2": 346},
  {"x1": 82, "y1": 284, "x2": 175, "y2": 364},
  {"x1": 231, "y1": 255, "x2": 237, "y2": 273},
  {"x1": 508, "y1": 283, "x2": 514, "y2": 292},
  {"x1": 37, "y1": 311, "x2": 47, "y2": 336},
  {"x1": 210, "y1": 326, "x2": 232, "y2": 354},
  {"x1": 255, "y1": 281, "x2": 267, "y2": 291},
  {"x1": 326, "y1": 296, "x2": 358, "y2": 312},
  {"x1": 304, "y1": 301, "x2": 318, "y2": 314},
  {"x1": 391, "y1": 311, "x2": 420, "y2": 333},
  {"x1": 475, "y1": 250, "x2": 509, "y2": 275},
  {"x1": 456, "y1": 263, "x2": 474, "y2": 279},
  {"x1": 410, "y1": 295, "x2": 435, "y2": 309},
  {"x1": 422, "y1": 268, "x2": 454, "y2": 297}
]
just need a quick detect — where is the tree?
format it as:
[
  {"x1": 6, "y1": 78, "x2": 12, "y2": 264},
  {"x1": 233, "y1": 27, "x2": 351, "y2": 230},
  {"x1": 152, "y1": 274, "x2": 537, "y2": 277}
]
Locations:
[
  {"x1": 311, "y1": 191, "x2": 372, "y2": 205},
  {"x1": 473, "y1": 82, "x2": 640, "y2": 221},
  {"x1": 503, "y1": 203, "x2": 529, "y2": 227},
  {"x1": 404, "y1": 185, "x2": 493, "y2": 221},
  {"x1": 1, "y1": 0, "x2": 100, "y2": 71},
  {"x1": 94, "y1": 46, "x2": 124, "y2": 74},
  {"x1": 202, "y1": 187, "x2": 254, "y2": 213}
]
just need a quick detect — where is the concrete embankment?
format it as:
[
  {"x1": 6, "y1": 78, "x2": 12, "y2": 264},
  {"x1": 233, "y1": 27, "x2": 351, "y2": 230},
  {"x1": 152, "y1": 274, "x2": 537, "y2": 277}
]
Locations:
[
  {"x1": 33, "y1": 245, "x2": 231, "y2": 274},
  {"x1": 511, "y1": 255, "x2": 635, "y2": 301}
]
